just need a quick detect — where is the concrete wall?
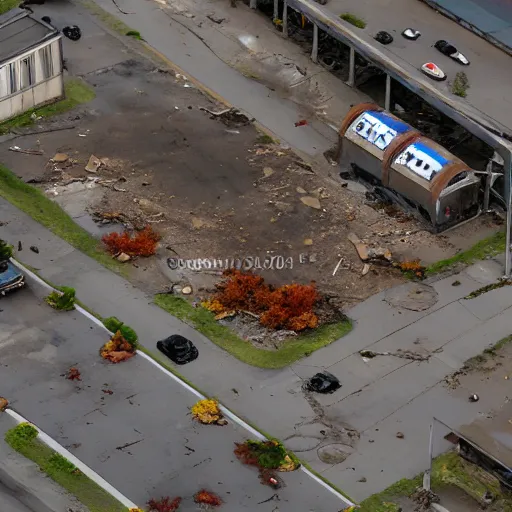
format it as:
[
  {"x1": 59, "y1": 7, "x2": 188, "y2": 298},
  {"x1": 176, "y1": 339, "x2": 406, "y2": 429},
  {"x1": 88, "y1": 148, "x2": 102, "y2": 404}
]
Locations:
[{"x1": 0, "y1": 38, "x2": 64, "y2": 123}]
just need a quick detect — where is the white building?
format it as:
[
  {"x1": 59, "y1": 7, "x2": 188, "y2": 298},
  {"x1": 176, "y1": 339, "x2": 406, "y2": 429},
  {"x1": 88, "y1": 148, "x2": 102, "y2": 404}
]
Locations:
[{"x1": 0, "y1": 8, "x2": 63, "y2": 123}]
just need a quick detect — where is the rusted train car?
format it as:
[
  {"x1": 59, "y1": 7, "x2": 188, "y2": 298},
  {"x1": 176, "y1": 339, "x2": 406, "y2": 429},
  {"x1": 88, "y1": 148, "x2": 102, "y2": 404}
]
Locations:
[{"x1": 338, "y1": 103, "x2": 481, "y2": 231}]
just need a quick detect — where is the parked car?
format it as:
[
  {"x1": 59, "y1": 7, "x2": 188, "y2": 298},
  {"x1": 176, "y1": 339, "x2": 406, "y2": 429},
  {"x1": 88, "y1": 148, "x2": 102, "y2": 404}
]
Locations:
[
  {"x1": 0, "y1": 260, "x2": 25, "y2": 295},
  {"x1": 338, "y1": 103, "x2": 481, "y2": 231}
]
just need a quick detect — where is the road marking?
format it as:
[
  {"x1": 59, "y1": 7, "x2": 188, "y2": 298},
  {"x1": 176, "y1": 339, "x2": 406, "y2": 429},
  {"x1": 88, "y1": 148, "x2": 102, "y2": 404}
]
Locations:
[
  {"x1": 4, "y1": 408, "x2": 139, "y2": 510},
  {"x1": 10, "y1": 258, "x2": 355, "y2": 508}
]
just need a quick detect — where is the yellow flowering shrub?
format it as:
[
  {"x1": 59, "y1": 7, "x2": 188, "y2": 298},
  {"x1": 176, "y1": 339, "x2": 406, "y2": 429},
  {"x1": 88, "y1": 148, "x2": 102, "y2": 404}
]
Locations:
[
  {"x1": 191, "y1": 399, "x2": 222, "y2": 424},
  {"x1": 201, "y1": 299, "x2": 224, "y2": 313}
]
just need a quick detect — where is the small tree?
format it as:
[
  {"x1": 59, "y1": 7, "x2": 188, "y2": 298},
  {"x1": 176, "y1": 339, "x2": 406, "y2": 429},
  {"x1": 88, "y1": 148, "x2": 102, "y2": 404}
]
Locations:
[
  {"x1": 45, "y1": 287, "x2": 76, "y2": 311},
  {"x1": 0, "y1": 240, "x2": 13, "y2": 262}
]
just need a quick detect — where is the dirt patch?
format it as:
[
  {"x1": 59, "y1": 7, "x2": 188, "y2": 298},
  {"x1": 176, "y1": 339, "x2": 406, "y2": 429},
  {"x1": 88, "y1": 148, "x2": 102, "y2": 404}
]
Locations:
[{"x1": 0, "y1": 56, "x2": 498, "y2": 306}]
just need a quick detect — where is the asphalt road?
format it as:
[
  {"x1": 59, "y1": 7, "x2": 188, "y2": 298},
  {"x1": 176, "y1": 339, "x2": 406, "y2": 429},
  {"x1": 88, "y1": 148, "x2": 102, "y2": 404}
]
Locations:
[
  {"x1": 0, "y1": 279, "x2": 346, "y2": 512},
  {"x1": 0, "y1": 482, "x2": 31, "y2": 512}
]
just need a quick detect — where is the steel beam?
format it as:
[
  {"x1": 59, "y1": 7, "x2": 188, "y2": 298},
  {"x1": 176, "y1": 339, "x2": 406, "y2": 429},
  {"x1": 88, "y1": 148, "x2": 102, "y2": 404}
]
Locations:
[
  {"x1": 385, "y1": 74, "x2": 391, "y2": 111},
  {"x1": 311, "y1": 23, "x2": 319, "y2": 63},
  {"x1": 282, "y1": 0, "x2": 288, "y2": 37},
  {"x1": 347, "y1": 46, "x2": 355, "y2": 87}
]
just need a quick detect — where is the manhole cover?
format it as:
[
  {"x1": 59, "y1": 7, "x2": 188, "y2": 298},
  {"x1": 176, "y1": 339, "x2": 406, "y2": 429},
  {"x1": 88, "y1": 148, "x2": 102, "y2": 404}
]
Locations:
[
  {"x1": 385, "y1": 282, "x2": 438, "y2": 311},
  {"x1": 317, "y1": 443, "x2": 354, "y2": 464}
]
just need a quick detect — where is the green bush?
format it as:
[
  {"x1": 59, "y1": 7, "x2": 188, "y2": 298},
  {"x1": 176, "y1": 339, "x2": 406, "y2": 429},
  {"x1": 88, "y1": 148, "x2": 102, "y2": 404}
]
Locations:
[
  {"x1": 103, "y1": 316, "x2": 123, "y2": 333},
  {"x1": 45, "y1": 287, "x2": 76, "y2": 311},
  {"x1": 247, "y1": 440, "x2": 287, "y2": 469},
  {"x1": 102, "y1": 316, "x2": 138, "y2": 348},
  {"x1": 5, "y1": 423, "x2": 38, "y2": 450},
  {"x1": 451, "y1": 71, "x2": 470, "y2": 98},
  {"x1": 0, "y1": 239, "x2": 13, "y2": 261},
  {"x1": 339, "y1": 13, "x2": 366, "y2": 29}
]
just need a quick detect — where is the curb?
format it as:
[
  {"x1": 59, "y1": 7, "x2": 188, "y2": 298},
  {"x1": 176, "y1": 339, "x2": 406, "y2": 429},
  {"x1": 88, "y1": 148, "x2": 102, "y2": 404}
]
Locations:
[
  {"x1": 10, "y1": 257, "x2": 356, "y2": 507},
  {"x1": 3, "y1": 408, "x2": 138, "y2": 510}
]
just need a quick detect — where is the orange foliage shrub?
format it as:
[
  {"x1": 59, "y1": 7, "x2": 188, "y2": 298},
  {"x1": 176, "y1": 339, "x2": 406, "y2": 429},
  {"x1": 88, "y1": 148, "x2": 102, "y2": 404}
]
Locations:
[
  {"x1": 100, "y1": 331, "x2": 136, "y2": 363},
  {"x1": 102, "y1": 226, "x2": 161, "y2": 257},
  {"x1": 396, "y1": 259, "x2": 426, "y2": 279},
  {"x1": 212, "y1": 271, "x2": 319, "y2": 332},
  {"x1": 193, "y1": 490, "x2": 222, "y2": 507},
  {"x1": 147, "y1": 497, "x2": 182, "y2": 512}
]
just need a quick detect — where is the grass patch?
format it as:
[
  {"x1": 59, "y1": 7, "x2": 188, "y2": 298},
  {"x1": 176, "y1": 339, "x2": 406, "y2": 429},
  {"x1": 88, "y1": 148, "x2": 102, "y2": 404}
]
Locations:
[
  {"x1": 255, "y1": 133, "x2": 275, "y2": 144},
  {"x1": 0, "y1": 78, "x2": 95, "y2": 135},
  {"x1": 0, "y1": 165, "x2": 126, "y2": 275},
  {"x1": 451, "y1": 71, "x2": 470, "y2": 98},
  {"x1": 0, "y1": 0, "x2": 19, "y2": 14},
  {"x1": 154, "y1": 294, "x2": 352, "y2": 368},
  {"x1": 426, "y1": 230, "x2": 505, "y2": 275},
  {"x1": 339, "y1": 13, "x2": 366, "y2": 29},
  {"x1": 360, "y1": 449, "x2": 512, "y2": 511},
  {"x1": 5, "y1": 423, "x2": 126, "y2": 512},
  {"x1": 126, "y1": 29, "x2": 143, "y2": 40}
]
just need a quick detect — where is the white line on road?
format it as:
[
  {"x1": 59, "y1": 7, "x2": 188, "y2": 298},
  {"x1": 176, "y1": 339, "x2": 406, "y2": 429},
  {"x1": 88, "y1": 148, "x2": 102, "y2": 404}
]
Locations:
[
  {"x1": 4, "y1": 408, "x2": 139, "y2": 510},
  {"x1": 10, "y1": 258, "x2": 356, "y2": 508}
]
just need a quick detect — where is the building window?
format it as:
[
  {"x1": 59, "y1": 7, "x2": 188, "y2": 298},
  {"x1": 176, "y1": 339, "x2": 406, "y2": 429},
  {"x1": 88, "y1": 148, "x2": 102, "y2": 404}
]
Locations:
[
  {"x1": 20, "y1": 55, "x2": 34, "y2": 89},
  {"x1": 9, "y1": 62, "x2": 18, "y2": 94},
  {"x1": 39, "y1": 45, "x2": 53, "y2": 80}
]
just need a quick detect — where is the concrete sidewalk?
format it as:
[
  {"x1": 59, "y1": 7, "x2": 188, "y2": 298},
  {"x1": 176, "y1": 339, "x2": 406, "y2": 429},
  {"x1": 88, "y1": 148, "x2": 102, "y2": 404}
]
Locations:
[{"x1": 2, "y1": 195, "x2": 512, "y2": 500}]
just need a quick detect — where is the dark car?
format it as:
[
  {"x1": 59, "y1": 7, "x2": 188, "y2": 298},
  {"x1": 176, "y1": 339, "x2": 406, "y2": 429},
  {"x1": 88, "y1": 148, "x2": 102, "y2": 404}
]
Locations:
[
  {"x1": 157, "y1": 335, "x2": 198, "y2": 365},
  {"x1": 0, "y1": 261, "x2": 25, "y2": 295}
]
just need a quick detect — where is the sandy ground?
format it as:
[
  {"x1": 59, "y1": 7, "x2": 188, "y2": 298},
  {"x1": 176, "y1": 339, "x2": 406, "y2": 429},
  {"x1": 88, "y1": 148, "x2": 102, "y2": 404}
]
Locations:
[{"x1": 0, "y1": 50, "x2": 501, "y2": 307}]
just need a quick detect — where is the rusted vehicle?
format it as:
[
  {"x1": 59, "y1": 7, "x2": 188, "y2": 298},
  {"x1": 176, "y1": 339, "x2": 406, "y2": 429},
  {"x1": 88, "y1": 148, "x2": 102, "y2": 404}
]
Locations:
[{"x1": 338, "y1": 103, "x2": 481, "y2": 231}]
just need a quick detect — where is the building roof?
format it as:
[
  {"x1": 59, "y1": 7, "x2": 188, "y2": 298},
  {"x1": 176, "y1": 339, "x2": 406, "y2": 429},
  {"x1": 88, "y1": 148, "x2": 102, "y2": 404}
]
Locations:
[{"x1": 0, "y1": 8, "x2": 59, "y2": 66}]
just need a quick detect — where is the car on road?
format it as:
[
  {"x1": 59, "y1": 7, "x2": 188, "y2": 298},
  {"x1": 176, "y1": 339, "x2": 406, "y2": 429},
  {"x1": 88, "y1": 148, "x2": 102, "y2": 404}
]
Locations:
[{"x1": 0, "y1": 261, "x2": 25, "y2": 295}]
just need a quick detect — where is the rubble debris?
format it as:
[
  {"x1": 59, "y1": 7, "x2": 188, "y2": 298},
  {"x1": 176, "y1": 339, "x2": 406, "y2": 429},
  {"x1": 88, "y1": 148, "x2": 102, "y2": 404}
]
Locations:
[
  {"x1": 359, "y1": 349, "x2": 430, "y2": 362},
  {"x1": 304, "y1": 371, "x2": 341, "y2": 394},
  {"x1": 9, "y1": 146, "x2": 43, "y2": 155},
  {"x1": 411, "y1": 487, "x2": 439, "y2": 511},
  {"x1": 263, "y1": 167, "x2": 274, "y2": 178},
  {"x1": 0, "y1": 397, "x2": 9, "y2": 411},
  {"x1": 116, "y1": 252, "x2": 131, "y2": 262},
  {"x1": 102, "y1": 389, "x2": 114, "y2": 395},
  {"x1": 452, "y1": 280, "x2": 461, "y2": 286},
  {"x1": 30, "y1": 245, "x2": 39, "y2": 254},
  {"x1": 347, "y1": 233, "x2": 369, "y2": 261},
  {"x1": 300, "y1": 196, "x2": 321, "y2": 209},
  {"x1": 17, "y1": 241, "x2": 22, "y2": 252},
  {"x1": 304, "y1": 238, "x2": 313, "y2": 246},
  {"x1": 207, "y1": 14, "x2": 225, "y2": 24},
  {"x1": 374, "y1": 31, "x2": 393, "y2": 45},
  {"x1": 469, "y1": 393, "x2": 479, "y2": 402},
  {"x1": 357, "y1": 476, "x2": 367, "y2": 482},
  {"x1": 294, "y1": 119, "x2": 308, "y2": 127},
  {"x1": 362, "y1": 263, "x2": 370, "y2": 276},
  {"x1": 396, "y1": 432, "x2": 404, "y2": 439},
  {"x1": 156, "y1": 334, "x2": 198, "y2": 365},
  {"x1": 332, "y1": 257, "x2": 344, "y2": 276},
  {"x1": 63, "y1": 25, "x2": 81, "y2": 41},
  {"x1": 199, "y1": 106, "x2": 254, "y2": 126},
  {"x1": 66, "y1": 367, "x2": 81, "y2": 381},
  {"x1": 116, "y1": 439, "x2": 143, "y2": 451},
  {"x1": 85, "y1": 154, "x2": 101, "y2": 173},
  {"x1": 182, "y1": 285, "x2": 193, "y2": 295},
  {"x1": 52, "y1": 153, "x2": 69, "y2": 163},
  {"x1": 296, "y1": 186, "x2": 307, "y2": 194}
]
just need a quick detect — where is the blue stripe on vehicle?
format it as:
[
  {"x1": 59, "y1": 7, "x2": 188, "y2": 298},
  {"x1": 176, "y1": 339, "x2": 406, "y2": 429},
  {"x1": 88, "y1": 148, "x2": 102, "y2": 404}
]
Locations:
[
  {"x1": 411, "y1": 141, "x2": 450, "y2": 166},
  {"x1": 367, "y1": 111, "x2": 410, "y2": 134}
]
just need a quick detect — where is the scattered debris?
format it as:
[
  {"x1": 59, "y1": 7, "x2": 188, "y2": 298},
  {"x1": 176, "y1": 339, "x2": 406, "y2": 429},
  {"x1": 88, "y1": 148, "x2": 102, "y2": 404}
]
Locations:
[
  {"x1": 452, "y1": 280, "x2": 461, "y2": 286},
  {"x1": 357, "y1": 476, "x2": 367, "y2": 482},
  {"x1": 102, "y1": 389, "x2": 114, "y2": 395},
  {"x1": 29, "y1": 246, "x2": 39, "y2": 254},
  {"x1": 156, "y1": 335, "x2": 198, "y2": 365},
  {"x1": 296, "y1": 186, "x2": 307, "y2": 194},
  {"x1": 0, "y1": 397, "x2": 9, "y2": 411},
  {"x1": 17, "y1": 241, "x2": 22, "y2": 252},
  {"x1": 359, "y1": 349, "x2": 430, "y2": 362},
  {"x1": 147, "y1": 497, "x2": 182, "y2": 512},
  {"x1": 294, "y1": 119, "x2": 308, "y2": 127},
  {"x1": 411, "y1": 487, "x2": 440, "y2": 511},
  {"x1": 206, "y1": 14, "x2": 225, "y2": 24},
  {"x1": 332, "y1": 257, "x2": 344, "y2": 276},
  {"x1": 396, "y1": 432, "x2": 404, "y2": 439},
  {"x1": 304, "y1": 238, "x2": 313, "y2": 246},
  {"x1": 469, "y1": 393, "x2": 479, "y2": 402},
  {"x1": 66, "y1": 367, "x2": 81, "y2": 381},
  {"x1": 85, "y1": 154, "x2": 101, "y2": 173},
  {"x1": 182, "y1": 285, "x2": 193, "y2": 295},
  {"x1": 116, "y1": 252, "x2": 131, "y2": 263},
  {"x1": 300, "y1": 196, "x2": 321, "y2": 209},
  {"x1": 52, "y1": 153, "x2": 69, "y2": 163},
  {"x1": 116, "y1": 439, "x2": 143, "y2": 451},
  {"x1": 199, "y1": 106, "x2": 254, "y2": 126},
  {"x1": 63, "y1": 25, "x2": 81, "y2": 41},
  {"x1": 263, "y1": 167, "x2": 274, "y2": 178},
  {"x1": 361, "y1": 263, "x2": 370, "y2": 276},
  {"x1": 347, "y1": 233, "x2": 369, "y2": 261},
  {"x1": 194, "y1": 490, "x2": 222, "y2": 507},
  {"x1": 9, "y1": 146, "x2": 43, "y2": 155},
  {"x1": 464, "y1": 279, "x2": 510, "y2": 299},
  {"x1": 304, "y1": 372, "x2": 341, "y2": 394}
]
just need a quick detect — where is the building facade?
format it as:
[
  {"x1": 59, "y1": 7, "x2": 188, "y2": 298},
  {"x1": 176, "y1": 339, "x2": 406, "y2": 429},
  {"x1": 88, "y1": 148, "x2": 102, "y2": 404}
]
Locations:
[{"x1": 0, "y1": 8, "x2": 63, "y2": 123}]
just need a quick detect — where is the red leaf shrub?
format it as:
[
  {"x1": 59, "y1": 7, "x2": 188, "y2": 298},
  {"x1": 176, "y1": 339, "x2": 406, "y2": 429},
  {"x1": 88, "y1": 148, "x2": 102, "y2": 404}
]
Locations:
[
  {"x1": 147, "y1": 496, "x2": 182, "y2": 512},
  {"x1": 212, "y1": 271, "x2": 319, "y2": 331},
  {"x1": 102, "y1": 226, "x2": 161, "y2": 257},
  {"x1": 193, "y1": 490, "x2": 222, "y2": 507},
  {"x1": 234, "y1": 442, "x2": 259, "y2": 466}
]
